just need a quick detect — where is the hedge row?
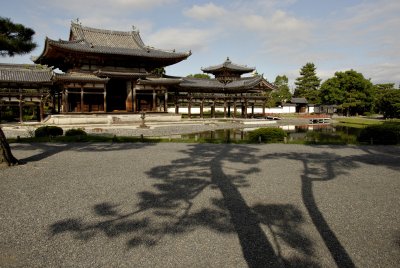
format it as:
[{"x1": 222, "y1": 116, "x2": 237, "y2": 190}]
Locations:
[
  {"x1": 358, "y1": 123, "x2": 400, "y2": 145},
  {"x1": 247, "y1": 127, "x2": 287, "y2": 143},
  {"x1": 34, "y1": 126, "x2": 87, "y2": 138}
]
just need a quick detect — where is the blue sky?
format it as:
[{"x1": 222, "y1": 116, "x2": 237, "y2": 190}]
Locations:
[{"x1": 2, "y1": 0, "x2": 399, "y2": 88}]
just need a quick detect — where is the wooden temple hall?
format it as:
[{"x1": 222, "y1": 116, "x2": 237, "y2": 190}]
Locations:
[{"x1": 1, "y1": 22, "x2": 275, "y2": 121}]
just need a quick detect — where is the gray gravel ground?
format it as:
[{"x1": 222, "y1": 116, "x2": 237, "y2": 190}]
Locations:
[{"x1": 1, "y1": 143, "x2": 399, "y2": 267}]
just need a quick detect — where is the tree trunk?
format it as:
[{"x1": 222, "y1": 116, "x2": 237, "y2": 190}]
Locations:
[{"x1": 0, "y1": 127, "x2": 19, "y2": 166}]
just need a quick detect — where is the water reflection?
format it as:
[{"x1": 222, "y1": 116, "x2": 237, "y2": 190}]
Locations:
[{"x1": 182, "y1": 125, "x2": 361, "y2": 144}]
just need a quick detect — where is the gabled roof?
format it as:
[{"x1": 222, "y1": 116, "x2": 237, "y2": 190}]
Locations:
[
  {"x1": 179, "y1": 75, "x2": 271, "y2": 93},
  {"x1": 34, "y1": 22, "x2": 191, "y2": 67},
  {"x1": 290, "y1": 97, "x2": 308, "y2": 104},
  {"x1": 201, "y1": 57, "x2": 255, "y2": 74},
  {"x1": 0, "y1": 64, "x2": 53, "y2": 84},
  {"x1": 55, "y1": 72, "x2": 109, "y2": 83}
]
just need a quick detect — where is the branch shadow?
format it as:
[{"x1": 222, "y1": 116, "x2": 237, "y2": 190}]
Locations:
[
  {"x1": 262, "y1": 146, "x2": 400, "y2": 268},
  {"x1": 49, "y1": 144, "x2": 319, "y2": 267},
  {"x1": 12, "y1": 142, "x2": 156, "y2": 163}
]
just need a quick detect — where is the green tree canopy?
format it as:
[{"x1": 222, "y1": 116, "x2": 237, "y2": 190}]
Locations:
[
  {"x1": 0, "y1": 17, "x2": 37, "y2": 56},
  {"x1": 187, "y1": 73, "x2": 211, "y2": 79},
  {"x1": 320, "y1": 70, "x2": 375, "y2": 116},
  {"x1": 294, "y1": 62, "x2": 321, "y2": 103},
  {"x1": 267, "y1": 75, "x2": 292, "y2": 107},
  {"x1": 375, "y1": 85, "x2": 400, "y2": 118},
  {"x1": 151, "y1": 67, "x2": 166, "y2": 77},
  {"x1": 1, "y1": 18, "x2": 37, "y2": 166}
]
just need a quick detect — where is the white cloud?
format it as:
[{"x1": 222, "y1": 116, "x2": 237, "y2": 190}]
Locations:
[
  {"x1": 146, "y1": 27, "x2": 219, "y2": 52},
  {"x1": 38, "y1": 0, "x2": 178, "y2": 14},
  {"x1": 184, "y1": 3, "x2": 227, "y2": 20}
]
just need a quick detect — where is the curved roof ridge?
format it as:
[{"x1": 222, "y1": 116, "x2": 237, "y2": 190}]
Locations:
[{"x1": 202, "y1": 57, "x2": 255, "y2": 73}]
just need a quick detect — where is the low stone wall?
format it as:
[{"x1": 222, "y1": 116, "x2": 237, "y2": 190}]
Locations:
[{"x1": 43, "y1": 113, "x2": 182, "y2": 125}]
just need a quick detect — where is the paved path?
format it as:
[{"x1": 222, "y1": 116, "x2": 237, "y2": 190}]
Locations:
[{"x1": 1, "y1": 143, "x2": 399, "y2": 267}]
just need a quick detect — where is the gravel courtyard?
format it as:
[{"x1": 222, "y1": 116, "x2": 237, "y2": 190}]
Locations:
[{"x1": 1, "y1": 143, "x2": 399, "y2": 267}]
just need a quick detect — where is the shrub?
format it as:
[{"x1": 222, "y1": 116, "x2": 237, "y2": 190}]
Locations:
[
  {"x1": 358, "y1": 123, "x2": 400, "y2": 144},
  {"x1": 35, "y1": 126, "x2": 63, "y2": 138},
  {"x1": 248, "y1": 127, "x2": 286, "y2": 143},
  {"x1": 65, "y1": 128, "x2": 87, "y2": 136}
]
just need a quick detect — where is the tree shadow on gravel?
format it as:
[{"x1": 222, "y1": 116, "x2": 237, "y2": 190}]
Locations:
[
  {"x1": 11, "y1": 142, "x2": 156, "y2": 163},
  {"x1": 49, "y1": 144, "x2": 319, "y2": 268},
  {"x1": 262, "y1": 146, "x2": 400, "y2": 268}
]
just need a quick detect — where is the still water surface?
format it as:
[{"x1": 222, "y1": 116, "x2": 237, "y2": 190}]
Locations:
[{"x1": 181, "y1": 124, "x2": 362, "y2": 144}]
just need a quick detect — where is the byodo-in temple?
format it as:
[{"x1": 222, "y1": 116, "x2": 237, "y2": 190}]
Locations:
[{"x1": 1, "y1": 22, "x2": 276, "y2": 122}]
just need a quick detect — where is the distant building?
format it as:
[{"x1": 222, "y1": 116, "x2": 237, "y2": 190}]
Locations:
[
  {"x1": 1, "y1": 22, "x2": 278, "y2": 121},
  {"x1": 0, "y1": 64, "x2": 53, "y2": 122}
]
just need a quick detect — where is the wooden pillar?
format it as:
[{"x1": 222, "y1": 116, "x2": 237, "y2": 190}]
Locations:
[
  {"x1": 262, "y1": 101, "x2": 266, "y2": 116},
  {"x1": 103, "y1": 86, "x2": 107, "y2": 112},
  {"x1": 228, "y1": 102, "x2": 231, "y2": 118},
  {"x1": 224, "y1": 99, "x2": 227, "y2": 118},
  {"x1": 233, "y1": 100, "x2": 237, "y2": 118},
  {"x1": 251, "y1": 103, "x2": 255, "y2": 118},
  {"x1": 200, "y1": 98, "x2": 204, "y2": 118},
  {"x1": 244, "y1": 98, "x2": 248, "y2": 118},
  {"x1": 133, "y1": 88, "x2": 137, "y2": 112},
  {"x1": 188, "y1": 96, "x2": 192, "y2": 118},
  {"x1": 152, "y1": 89, "x2": 156, "y2": 111},
  {"x1": 39, "y1": 99, "x2": 44, "y2": 121},
  {"x1": 80, "y1": 85, "x2": 84, "y2": 112},
  {"x1": 212, "y1": 100, "x2": 216, "y2": 118},
  {"x1": 19, "y1": 94, "x2": 23, "y2": 123},
  {"x1": 175, "y1": 93, "x2": 179, "y2": 114},
  {"x1": 63, "y1": 88, "x2": 69, "y2": 113},
  {"x1": 164, "y1": 91, "x2": 168, "y2": 112}
]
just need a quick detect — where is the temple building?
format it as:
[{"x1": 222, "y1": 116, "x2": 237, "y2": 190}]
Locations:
[
  {"x1": 1, "y1": 22, "x2": 276, "y2": 122},
  {"x1": 0, "y1": 64, "x2": 53, "y2": 122},
  {"x1": 33, "y1": 21, "x2": 191, "y2": 113},
  {"x1": 138, "y1": 57, "x2": 276, "y2": 118}
]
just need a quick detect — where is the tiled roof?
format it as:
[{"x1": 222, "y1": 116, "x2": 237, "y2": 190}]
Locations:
[
  {"x1": 35, "y1": 22, "x2": 191, "y2": 62},
  {"x1": 201, "y1": 57, "x2": 255, "y2": 74},
  {"x1": 290, "y1": 97, "x2": 308, "y2": 104},
  {"x1": 70, "y1": 22, "x2": 145, "y2": 50},
  {"x1": 0, "y1": 64, "x2": 53, "y2": 84},
  {"x1": 55, "y1": 72, "x2": 109, "y2": 82},
  {"x1": 180, "y1": 76, "x2": 263, "y2": 90}
]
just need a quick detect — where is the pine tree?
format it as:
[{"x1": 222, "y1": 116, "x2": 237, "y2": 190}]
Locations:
[
  {"x1": 294, "y1": 63, "x2": 321, "y2": 103},
  {"x1": 0, "y1": 17, "x2": 37, "y2": 56},
  {"x1": 1, "y1": 17, "x2": 37, "y2": 166}
]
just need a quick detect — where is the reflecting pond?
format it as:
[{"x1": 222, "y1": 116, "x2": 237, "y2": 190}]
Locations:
[{"x1": 181, "y1": 124, "x2": 363, "y2": 144}]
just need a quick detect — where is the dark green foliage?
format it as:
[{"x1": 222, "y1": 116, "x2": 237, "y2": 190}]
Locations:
[
  {"x1": 35, "y1": 126, "x2": 63, "y2": 138},
  {"x1": 151, "y1": 67, "x2": 165, "y2": 77},
  {"x1": 268, "y1": 75, "x2": 292, "y2": 107},
  {"x1": 358, "y1": 123, "x2": 400, "y2": 145},
  {"x1": 320, "y1": 70, "x2": 374, "y2": 116},
  {"x1": 65, "y1": 128, "x2": 87, "y2": 136},
  {"x1": 0, "y1": 17, "x2": 37, "y2": 56},
  {"x1": 187, "y1": 73, "x2": 211, "y2": 79},
  {"x1": 294, "y1": 63, "x2": 321, "y2": 103},
  {"x1": 248, "y1": 128, "x2": 287, "y2": 143},
  {"x1": 375, "y1": 89, "x2": 400, "y2": 118}
]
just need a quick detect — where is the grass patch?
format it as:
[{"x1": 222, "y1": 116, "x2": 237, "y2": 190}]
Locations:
[{"x1": 334, "y1": 117, "x2": 383, "y2": 127}]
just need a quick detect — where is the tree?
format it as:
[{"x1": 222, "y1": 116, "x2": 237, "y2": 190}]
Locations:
[
  {"x1": 320, "y1": 70, "x2": 375, "y2": 116},
  {"x1": 1, "y1": 18, "x2": 37, "y2": 166},
  {"x1": 375, "y1": 87, "x2": 400, "y2": 118},
  {"x1": 294, "y1": 62, "x2": 321, "y2": 103},
  {"x1": 187, "y1": 73, "x2": 211, "y2": 79},
  {"x1": 151, "y1": 67, "x2": 165, "y2": 77},
  {"x1": 267, "y1": 75, "x2": 292, "y2": 107},
  {"x1": 0, "y1": 17, "x2": 37, "y2": 56}
]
